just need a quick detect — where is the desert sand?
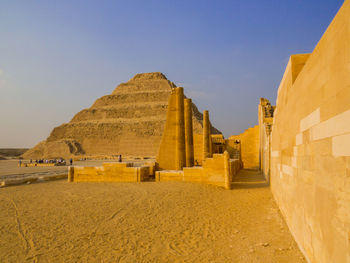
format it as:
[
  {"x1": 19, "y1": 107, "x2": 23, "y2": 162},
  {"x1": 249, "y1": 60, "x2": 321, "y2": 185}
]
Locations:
[
  {"x1": 0, "y1": 159, "x2": 68, "y2": 180},
  {"x1": 0, "y1": 159, "x2": 147, "y2": 182},
  {"x1": 0, "y1": 149, "x2": 28, "y2": 160},
  {"x1": 0, "y1": 168, "x2": 305, "y2": 262}
]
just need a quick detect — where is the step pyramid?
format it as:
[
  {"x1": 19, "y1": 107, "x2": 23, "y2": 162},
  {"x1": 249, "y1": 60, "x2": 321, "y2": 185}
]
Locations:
[{"x1": 23, "y1": 72, "x2": 221, "y2": 159}]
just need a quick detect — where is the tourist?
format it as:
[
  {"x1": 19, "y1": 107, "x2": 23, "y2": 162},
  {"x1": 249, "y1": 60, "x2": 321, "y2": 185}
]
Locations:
[
  {"x1": 118, "y1": 154, "x2": 122, "y2": 162},
  {"x1": 70, "y1": 158, "x2": 73, "y2": 165}
]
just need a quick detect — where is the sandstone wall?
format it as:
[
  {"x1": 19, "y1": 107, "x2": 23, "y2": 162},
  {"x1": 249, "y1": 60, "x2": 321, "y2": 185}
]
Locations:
[
  {"x1": 193, "y1": 134, "x2": 203, "y2": 165},
  {"x1": 225, "y1": 139, "x2": 241, "y2": 161},
  {"x1": 70, "y1": 162, "x2": 152, "y2": 182},
  {"x1": 258, "y1": 98, "x2": 274, "y2": 182},
  {"x1": 156, "y1": 153, "x2": 241, "y2": 188},
  {"x1": 268, "y1": 2, "x2": 350, "y2": 262},
  {"x1": 230, "y1": 125, "x2": 259, "y2": 168}
]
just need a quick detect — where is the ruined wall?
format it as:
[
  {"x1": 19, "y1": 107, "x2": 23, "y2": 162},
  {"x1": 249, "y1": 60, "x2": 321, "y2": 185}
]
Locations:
[
  {"x1": 225, "y1": 139, "x2": 241, "y2": 161},
  {"x1": 269, "y1": 2, "x2": 350, "y2": 262},
  {"x1": 258, "y1": 98, "x2": 274, "y2": 182},
  {"x1": 70, "y1": 162, "x2": 152, "y2": 182},
  {"x1": 230, "y1": 125, "x2": 259, "y2": 168},
  {"x1": 156, "y1": 153, "x2": 241, "y2": 188},
  {"x1": 193, "y1": 134, "x2": 203, "y2": 165}
]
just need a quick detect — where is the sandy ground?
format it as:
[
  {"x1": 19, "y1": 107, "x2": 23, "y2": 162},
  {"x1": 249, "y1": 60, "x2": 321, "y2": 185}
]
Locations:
[
  {"x1": 0, "y1": 160, "x2": 68, "y2": 181},
  {"x1": 0, "y1": 159, "x2": 149, "y2": 181},
  {"x1": 0, "y1": 169, "x2": 305, "y2": 263}
]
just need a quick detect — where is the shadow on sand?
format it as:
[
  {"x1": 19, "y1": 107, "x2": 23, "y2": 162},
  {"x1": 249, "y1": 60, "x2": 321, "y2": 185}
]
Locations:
[{"x1": 231, "y1": 168, "x2": 269, "y2": 189}]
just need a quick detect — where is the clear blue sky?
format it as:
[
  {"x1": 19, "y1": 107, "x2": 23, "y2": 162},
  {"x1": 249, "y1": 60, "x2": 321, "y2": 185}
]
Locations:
[{"x1": 0, "y1": 0, "x2": 344, "y2": 148}]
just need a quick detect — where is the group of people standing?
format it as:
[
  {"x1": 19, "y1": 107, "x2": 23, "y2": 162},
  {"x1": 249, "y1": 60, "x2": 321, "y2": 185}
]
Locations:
[
  {"x1": 19, "y1": 155, "x2": 122, "y2": 166},
  {"x1": 30, "y1": 159, "x2": 65, "y2": 164},
  {"x1": 18, "y1": 158, "x2": 73, "y2": 166}
]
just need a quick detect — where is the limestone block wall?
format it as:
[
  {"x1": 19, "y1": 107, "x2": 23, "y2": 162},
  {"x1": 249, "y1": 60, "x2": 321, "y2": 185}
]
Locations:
[
  {"x1": 155, "y1": 170, "x2": 184, "y2": 182},
  {"x1": 192, "y1": 133, "x2": 227, "y2": 166},
  {"x1": 260, "y1": 131, "x2": 270, "y2": 181},
  {"x1": 225, "y1": 139, "x2": 242, "y2": 161},
  {"x1": 70, "y1": 162, "x2": 151, "y2": 182},
  {"x1": 258, "y1": 98, "x2": 275, "y2": 182},
  {"x1": 269, "y1": 2, "x2": 350, "y2": 262},
  {"x1": 156, "y1": 153, "x2": 241, "y2": 188},
  {"x1": 230, "y1": 125, "x2": 259, "y2": 168},
  {"x1": 211, "y1": 134, "x2": 226, "y2": 154},
  {"x1": 200, "y1": 154, "x2": 227, "y2": 186},
  {"x1": 193, "y1": 134, "x2": 204, "y2": 165},
  {"x1": 185, "y1": 154, "x2": 241, "y2": 188}
]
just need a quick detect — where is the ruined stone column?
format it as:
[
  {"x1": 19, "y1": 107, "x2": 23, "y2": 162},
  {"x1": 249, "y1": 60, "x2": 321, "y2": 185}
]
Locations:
[
  {"x1": 184, "y1": 98, "x2": 194, "y2": 167},
  {"x1": 224, "y1": 151, "x2": 231, "y2": 190},
  {"x1": 68, "y1": 166, "x2": 74, "y2": 182},
  {"x1": 203, "y1": 110, "x2": 211, "y2": 160},
  {"x1": 175, "y1": 87, "x2": 186, "y2": 170}
]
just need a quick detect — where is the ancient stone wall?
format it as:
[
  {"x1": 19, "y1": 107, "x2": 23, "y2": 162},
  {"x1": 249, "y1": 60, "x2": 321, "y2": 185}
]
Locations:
[
  {"x1": 70, "y1": 162, "x2": 153, "y2": 182},
  {"x1": 225, "y1": 139, "x2": 241, "y2": 161},
  {"x1": 258, "y1": 98, "x2": 274, "y2": 182},
  {"x1": 156, "y1": 153, "x2": 241, "y2": 188},
  {"x1": 230, "y1": 125, "x2": 259, "y2": 168},
  {"x1": 193, "y1": 134, "x2": 204, "y2": 165},
  {"x1": 267, "y1": 2, "x2": 350, "y2": 262}
]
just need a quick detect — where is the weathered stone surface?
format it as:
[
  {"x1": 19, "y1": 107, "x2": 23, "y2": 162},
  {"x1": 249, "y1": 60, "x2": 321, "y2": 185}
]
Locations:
[
  {"x1": 261, "y1": 2, "x2": 350, "y2": 262},
  {"x1": 23, "y1": 72, "x2": 220, "y2": 159},
  {"x1": 229, "y1": 125, "x2": 259, "y2": 169}
]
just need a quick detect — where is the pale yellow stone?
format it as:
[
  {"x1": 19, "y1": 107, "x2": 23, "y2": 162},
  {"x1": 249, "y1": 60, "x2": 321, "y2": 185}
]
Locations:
[
  {"x1": 282, "y1": 165, "x2": 293, "y2": 177},
  {"x1": 300, "y1": 108, "x2": 320, "y2": 132},
  {"x1": 265, "y1": 1, "x2": 350, "y2": 262},
  {"x1": 332, "y1": 133, "x2": 350, "y2": 156},
  {"x1": 271, "y1": 151, "x2": 279, "y2": 157},
  {"x1": 296, "y1": 133, "x2": 303, "y2": 145},
  {"x1": 310, "y1": 109, "x2": 350, "y2": 141},
  {"x1": 229, "y1": 125, "x2": 259, "y2": 168}
]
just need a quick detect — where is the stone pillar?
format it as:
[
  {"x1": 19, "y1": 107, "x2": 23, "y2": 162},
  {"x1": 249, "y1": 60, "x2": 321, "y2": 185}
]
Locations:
[
  {"x1": 203, "y1": 110, "x2": 211, "y2": 160},
  {"x1": 184, "y1": 98, "x2": 194, "y2": 167},
  {"x1": 155, "y1": 171, "x2": 161, "y2": 182},
  {"x1": 175, "y1": 87, "x2": 186, "y2": 170},
  {"x1": 136, "y1": 168, "x2": 141, "y2": 182},
  {"x1": 224, "y1": 151, "x2": 231, "y2": 190},
  {"x1": 258, "y1": 99, "x2": 264, "y2": 170},
  {"x1": 68, "y1": 166, "x2": 74, "y2": 182},
  {"x1": 267, "y1": 134, "x2": 271, "y2": 184}
]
